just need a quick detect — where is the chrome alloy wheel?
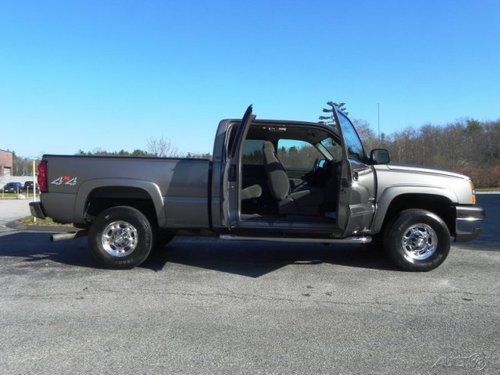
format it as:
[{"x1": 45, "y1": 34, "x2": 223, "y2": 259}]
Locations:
[
  {"x1": 101, "y1": 221, "x2": 138, "y2": 257},
  {"x1": 401, "y1": 223, "x2": 438, "y2": 261}
]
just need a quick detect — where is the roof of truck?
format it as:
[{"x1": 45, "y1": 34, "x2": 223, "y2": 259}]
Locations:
[{"x1": 225, "y1": 118, "x2": 329, "y2": 128}]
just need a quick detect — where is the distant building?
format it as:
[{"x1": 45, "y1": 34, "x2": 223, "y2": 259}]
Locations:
[{"x1": 0, "y1": 150, "x2": 13, "y2": 176}]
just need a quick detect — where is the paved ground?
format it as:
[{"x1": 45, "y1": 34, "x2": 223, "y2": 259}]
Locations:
[
  {"x1": 0, "y1": 199, "x2": 30, "y2": 228},
  {"x1": 0, "y1": 196, "x2": 499, "y2": 374}
]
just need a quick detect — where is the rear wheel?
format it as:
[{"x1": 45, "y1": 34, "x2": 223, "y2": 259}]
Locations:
[
  {"x1": 384, "y1": 209, "x2": 450, "y2": 271},
  {"x1": 88, "y1": 206, "x2": 153, "y2": 269}
]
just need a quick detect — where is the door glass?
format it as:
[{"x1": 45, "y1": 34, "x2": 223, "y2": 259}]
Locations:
[
  {"x1": 319, "y1": 137, "x2": 343, "y2": 163},
  {"x1": 277, "y1": 139, "x2": 322, "y2": 170},
  {"x1": 337, "y1": 112, "x2": 365, "y2": 162}
]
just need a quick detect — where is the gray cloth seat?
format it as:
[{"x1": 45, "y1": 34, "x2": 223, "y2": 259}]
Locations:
[
  {"x1": 262, "y1": 141, "x2": 324, "y2": 216},
  {"x1": 241, "y1": 184, "x2": 262, "y2": 200}
]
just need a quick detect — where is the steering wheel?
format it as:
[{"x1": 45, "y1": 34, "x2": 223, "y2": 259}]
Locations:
[{"x1": 302, "y1": 159, "x2": 325, "y2": 184}]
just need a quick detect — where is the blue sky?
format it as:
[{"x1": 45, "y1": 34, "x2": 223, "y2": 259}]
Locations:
[{"x1": 1, "y1": 0, "x2": 499, "y2": 157}]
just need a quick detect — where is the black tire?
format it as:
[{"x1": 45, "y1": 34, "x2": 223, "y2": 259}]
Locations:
[
  {"x1": 153, "y1": 228, "x2": 175, "y2": 249},
  {"x1": 384, "y1": 209, "x2": 450, "y2": 271},
  {"x1": 88, "y1": 206, "x2": 153, "y2": 269}
]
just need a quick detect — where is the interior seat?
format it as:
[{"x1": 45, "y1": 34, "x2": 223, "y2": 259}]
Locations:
[
  {"x1": 241, "y1": 184, "x2": 262, "y2": 200},
  {"x1": 262, "y1": 141, "x2": 324, "y2": 216}
]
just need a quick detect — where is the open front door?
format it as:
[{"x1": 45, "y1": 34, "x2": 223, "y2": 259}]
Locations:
[
  {"x1": 332, "y1": 108, "x2": 376, "y2": 236},
  {"x1": 221, "y1": 105, "x2": 255, "y2": 229}
]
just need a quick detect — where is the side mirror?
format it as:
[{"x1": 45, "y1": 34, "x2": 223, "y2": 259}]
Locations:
[{"x1": 370, "y1": 149, "x2": 390, "y2": 164}]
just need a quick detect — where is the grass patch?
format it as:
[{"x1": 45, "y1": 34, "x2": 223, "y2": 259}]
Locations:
[
  {"x1": 0, "y1": 192, "x2": 38, "y2": 199},
  {"x1": 476, "y1": 187, "x2": 500, "y2": 192},
  {"x1": 19, "y1": 216, "x2": 73, "y2": 227},
  {"x1": 0, "y1": 193, "x2": 24, "y2": 199}
]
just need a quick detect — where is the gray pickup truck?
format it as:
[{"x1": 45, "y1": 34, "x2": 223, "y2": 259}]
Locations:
[{"x1": 30, "y1": 106, "x2": 484, "y2": 271}]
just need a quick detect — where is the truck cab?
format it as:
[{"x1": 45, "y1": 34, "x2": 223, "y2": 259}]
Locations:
[{"x1": 212, "y1": 105, "x2": 376, "y2": 240}]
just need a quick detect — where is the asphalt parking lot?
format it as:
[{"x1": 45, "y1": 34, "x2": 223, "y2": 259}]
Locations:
[{"x1": 0, "y1": 196, "x2": 499, "y2": 374}]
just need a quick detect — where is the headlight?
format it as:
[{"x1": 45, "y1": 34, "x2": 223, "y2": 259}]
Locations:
[{"x1": 469, "y1": 180, "x2": 476, "y2": 205}]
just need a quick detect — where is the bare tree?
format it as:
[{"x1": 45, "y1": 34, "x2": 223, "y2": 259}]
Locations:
[
  {"x1": 12, "y1": 153, "x2": 37, "y2": 176},
  {"x1": 147, "y1": 137, "x2": 179, "y2": 158},
  {"x1": 351, "y1": 118, "x2": 380, "y2": 151}
]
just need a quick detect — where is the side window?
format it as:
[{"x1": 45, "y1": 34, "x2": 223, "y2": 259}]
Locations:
[
  {"x1": 242, "y1": 139, "x2": 265, "y2": 165},
  {"x1": 277, "y1": 139, "x2": 322, "y2": 170},
  {"x1": 337, "y1": 112, "x2": 365, "y2": 162}
]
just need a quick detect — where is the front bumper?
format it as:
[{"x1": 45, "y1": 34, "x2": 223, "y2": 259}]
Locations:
[
  {"x1": 455, "y1": 206, "x2": 485, "y2": 242},
  {"x1": 29, "y1": 201, "x2": 46, "y2": 219}
]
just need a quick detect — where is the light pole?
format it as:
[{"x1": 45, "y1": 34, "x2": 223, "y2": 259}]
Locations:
[{"x1": 32, "y1": 159, "x2": 37, "y2": 222}]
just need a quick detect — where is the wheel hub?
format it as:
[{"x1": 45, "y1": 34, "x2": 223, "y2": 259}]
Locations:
[
  {"x1": 101, "y1": 221, "x2": 138, "y2": 257},
  {"x1": 401, "y1": 223, "x2": 438, "y2": 261}
]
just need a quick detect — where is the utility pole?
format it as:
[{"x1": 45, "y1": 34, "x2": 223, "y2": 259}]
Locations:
[{"x1": 377, "y1": 102, "x2": 381, "y2": 143}]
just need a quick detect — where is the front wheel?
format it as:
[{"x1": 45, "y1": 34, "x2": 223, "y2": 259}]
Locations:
[
  {"x1": 384, "y1": 209, "x2": 450, "y2": 271},
  {"x1": 88, "y1": 206, "x2": 153, "y2": 269}
]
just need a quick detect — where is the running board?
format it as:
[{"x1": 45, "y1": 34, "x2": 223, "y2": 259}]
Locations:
[{"x1": 219, "y1": 235, "x2": 371, "y2": 244}]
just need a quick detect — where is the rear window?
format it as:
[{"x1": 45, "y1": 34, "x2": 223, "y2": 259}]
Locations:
[
  {"x1": 242, "y1": 139, "x2": 265, "y2": 165},
  {"x1": 277, "y1": 139, "x2": 322, "y2": 170}
]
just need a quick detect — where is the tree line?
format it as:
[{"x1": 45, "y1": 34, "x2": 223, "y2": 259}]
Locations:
[
  {"x1": 76, "y1": 136, "x2": 211, "y2": 159},
  {"x1": 354, "y1": 118, "x2": 500, "y2": 188},
  {"x1": 10, "y1": 117, "x2": 500, "y2": 188}
]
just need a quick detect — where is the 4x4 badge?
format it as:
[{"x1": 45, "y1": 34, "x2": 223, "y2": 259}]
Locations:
[{"x1": 51, "y1": 176, "x2": 78, "y2": 186}]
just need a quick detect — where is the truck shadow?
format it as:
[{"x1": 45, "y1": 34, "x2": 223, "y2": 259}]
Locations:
[
  {"x1": 0, "y1": 232, "x2": 94, "y2": 268},
  {"x1": 0, "y1": 232, "x2": 396, "y2": 276},
  {"x1": 143, "y1": 237, "x2": 397, "y2": 276}
]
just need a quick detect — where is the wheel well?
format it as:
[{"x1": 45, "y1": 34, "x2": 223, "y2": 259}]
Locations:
[
  {"x1": 382, "y1": 194, "x2": 455, "y2": 235},
  {"x1": 84, "y1": 186, "x2": 158, "y2": 226}
]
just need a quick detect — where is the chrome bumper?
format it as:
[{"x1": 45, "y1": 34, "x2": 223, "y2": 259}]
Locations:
[
  {"x1": 455, "y1": 206, "x2": 485, "y2": 242},
  {"x1": 29, "y1": 201, "x2": 46, "y2": 219}
]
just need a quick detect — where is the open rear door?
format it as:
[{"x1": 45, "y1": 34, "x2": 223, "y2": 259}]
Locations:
[
  {"x1": 221, "y1": 105, "x2": 255, "y2": 229},
  {"x1": 331, "y1": 107, "x2": 376, "y2": 236}
]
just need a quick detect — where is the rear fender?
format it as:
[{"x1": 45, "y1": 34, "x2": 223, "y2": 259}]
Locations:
[{"x1": 74, "y1": 179, "x2": 166, "y2": 226}]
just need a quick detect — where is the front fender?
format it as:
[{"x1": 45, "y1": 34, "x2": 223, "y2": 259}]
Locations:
[
  {"x1": 73, "y1": 178, "x2": 166, "y2": 226},
  {"x1": 371, "y1": 186, "x2": 457, "y2": 233}
]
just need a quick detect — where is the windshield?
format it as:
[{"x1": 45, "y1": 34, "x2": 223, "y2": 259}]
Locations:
[{"x1": 337, "y1": 112, "x2": 365, "y2": 162}]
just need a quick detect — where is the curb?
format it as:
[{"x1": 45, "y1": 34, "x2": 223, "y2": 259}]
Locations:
[{"x1": 6, "y1": 220, "x2": 77, "y2": 233}]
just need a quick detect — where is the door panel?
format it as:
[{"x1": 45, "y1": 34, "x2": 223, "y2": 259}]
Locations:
[
  {"x1": 221, "y1": 105, "x2": 255, "y2": 229},
  {"x1": 333, "y1": 110, "x2": 376, "y2": 235}
]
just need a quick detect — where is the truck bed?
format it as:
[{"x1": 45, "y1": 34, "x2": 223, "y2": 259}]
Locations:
[{"x1": 41, "y1": 155, "x2": 211, "y2": 228}]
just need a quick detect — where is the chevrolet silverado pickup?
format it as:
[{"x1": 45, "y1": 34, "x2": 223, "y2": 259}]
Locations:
[{"x1": 30, "y1": 106, "x2": 484, "y2": 271}]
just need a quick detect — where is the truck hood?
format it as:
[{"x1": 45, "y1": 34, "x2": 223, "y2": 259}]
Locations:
[
  {"x1": 374, "y1": 164, "x2": 474, "y2": 205},
  {"x1": 386, "y1": 164, "x2": 469, "y2": 180}
]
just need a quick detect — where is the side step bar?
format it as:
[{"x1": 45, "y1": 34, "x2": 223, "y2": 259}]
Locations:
[{"x1": 219, "y1": 235, "x2": 371, "y2": 244}]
